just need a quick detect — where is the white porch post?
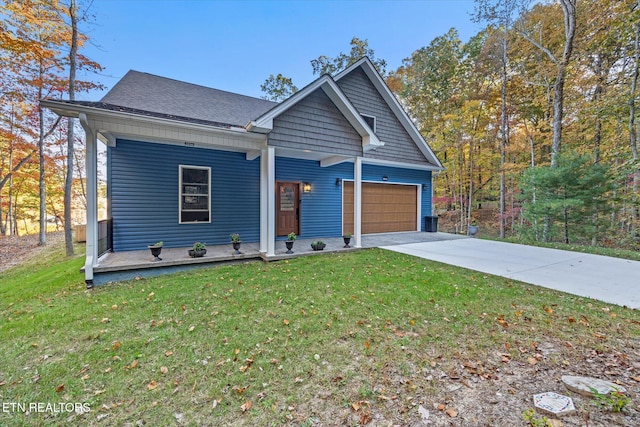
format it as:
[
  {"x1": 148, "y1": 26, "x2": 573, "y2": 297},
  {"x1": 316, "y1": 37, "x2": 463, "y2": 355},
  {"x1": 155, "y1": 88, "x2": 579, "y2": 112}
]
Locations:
[
  {"x1": 260, "y1": 146, "x2": 276, "y2": 257},
  {"x1": 354, "y1": 157, "x2": 362, "y2": 248},
  {"x1": 79, "y1": 113, "x2": 98, "y2": 287},
  {"x1": 259, "y1": 148, "x2": 268, "y2": 254}
]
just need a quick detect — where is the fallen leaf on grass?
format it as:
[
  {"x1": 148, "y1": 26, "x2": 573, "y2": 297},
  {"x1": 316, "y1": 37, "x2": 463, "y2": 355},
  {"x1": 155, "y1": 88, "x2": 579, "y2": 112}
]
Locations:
[
  {"x1": 241, "y1": 400, "x2": 252, "y2": 412},
  {"x1": 148, "y1": 381, "x2": 158, "y2": 390},
  {"x1": 112, "y1": 341, "x2": 121, "y2": 350},
  {"x1": 437, "y1": 403, "x2": 445, "y2": 411},
  {"x1": 445, "y1": 408, "x2": 458, "y2": 418},
  {"x1": 165, "y1": 351, "x2": 173, "y2": 357},
  {"x1": 283, "y1": 319, "x2": 289, "y2": 326},
  {"x1": 188, "y1": 325, "x2": 195, "y2": 332},
  {"x1": 527, "y1": 357, "x2": 537, "y2": 365},
  {"x1": 160, "y1": 366, "x2": 168, "y2": 374},
  {"x1": 56, "y1": 384, "x2": 64, "y2": 393},
  {"x1": 232, "y1": 385, "x2": 248, "y2": 395},
  {"x1": 359, "y1": 411, "x2": 373, "y2": 424},
  {"x1": 131, "y1": 360, "x2": 139, "y2": 369}
]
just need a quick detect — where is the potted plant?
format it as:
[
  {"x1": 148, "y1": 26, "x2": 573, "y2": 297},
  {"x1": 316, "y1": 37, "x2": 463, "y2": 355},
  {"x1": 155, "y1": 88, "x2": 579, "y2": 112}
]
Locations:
[
  {"x1": 188, "y1": 241, "x2": 207, "y2": 258},
  {"x1": 468, "y1": 219, "x2": 478, "y2": 237},
  {"x1": 148, "y1": 241, "x2": 163, "y2": 261},
  {"x1": 230, "y1": 233, "x2": 242, "y2": 255},
  {"x1": 343, "y1": 233, "x2": 352, "y2": 248},
  {"x1": 311, "y1": 240, "x2": 326, "y2": 251},
  {"x1": 285, "y1": 232, "x2": 296, "y2": 254}
]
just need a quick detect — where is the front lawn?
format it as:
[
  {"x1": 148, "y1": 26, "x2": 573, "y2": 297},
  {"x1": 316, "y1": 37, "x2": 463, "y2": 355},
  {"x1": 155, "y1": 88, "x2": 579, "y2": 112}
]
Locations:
[{"x1": 0, "y1": 242, "x2": 638, "y2": 426}]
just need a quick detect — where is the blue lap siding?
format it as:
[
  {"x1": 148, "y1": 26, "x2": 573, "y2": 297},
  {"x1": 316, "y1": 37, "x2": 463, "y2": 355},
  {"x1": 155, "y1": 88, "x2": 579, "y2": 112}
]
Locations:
[
  {"x1": 108, "y1": 140, "x2": 433, "y2": 251},
  {"x1": 109, "y1": 139, "x2": 260, "y2": 251},
  {"x1": 275, "y1": 157, "x2": 433, "y2": 238}
]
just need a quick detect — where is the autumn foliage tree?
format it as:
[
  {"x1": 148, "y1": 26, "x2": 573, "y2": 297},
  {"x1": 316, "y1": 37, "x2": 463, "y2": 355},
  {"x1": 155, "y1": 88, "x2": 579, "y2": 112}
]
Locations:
[{"x1": 0, "y1": 0, "x2": 102, "y2": 249}]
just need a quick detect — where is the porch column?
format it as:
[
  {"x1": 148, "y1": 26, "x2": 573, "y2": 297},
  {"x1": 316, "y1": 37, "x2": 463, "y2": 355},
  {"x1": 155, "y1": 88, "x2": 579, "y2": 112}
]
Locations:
[
  {"x1": 260, "y1": 146, "x2": 276, "y2": 257},
  {"x1": 354, "y1": 157, "x2": 362, "y2": 248},
  {"x1": 79, "y1": 113, "x2": 98, "y2": 287}
]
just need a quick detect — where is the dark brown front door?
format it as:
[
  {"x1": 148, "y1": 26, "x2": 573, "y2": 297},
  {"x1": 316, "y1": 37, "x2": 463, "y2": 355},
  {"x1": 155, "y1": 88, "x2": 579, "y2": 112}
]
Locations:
[{"x1": 276, "y1": 182, "x2": 300, "y2": 236}]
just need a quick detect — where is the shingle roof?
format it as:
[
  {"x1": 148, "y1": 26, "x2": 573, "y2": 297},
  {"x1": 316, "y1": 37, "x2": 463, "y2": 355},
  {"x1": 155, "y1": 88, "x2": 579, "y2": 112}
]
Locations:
[{"x1": 100, "y1": 70, "x2": 278, "y2": 128}]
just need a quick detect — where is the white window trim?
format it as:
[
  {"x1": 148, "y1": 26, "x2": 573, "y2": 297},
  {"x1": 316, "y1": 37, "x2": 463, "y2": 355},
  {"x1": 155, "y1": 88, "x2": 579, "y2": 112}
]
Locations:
[
  {"x1": 179, "y1": 164, "x2": 211, "y2": 224},
  {"x1": 361, "y1": 114, "x2": 377, "y2": 133}
]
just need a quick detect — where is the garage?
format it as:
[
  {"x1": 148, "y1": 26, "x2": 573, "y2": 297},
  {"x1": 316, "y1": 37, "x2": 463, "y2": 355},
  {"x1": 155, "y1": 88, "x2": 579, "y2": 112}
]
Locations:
[{"x1": 343, "y1": 181, "x2": 418, "y2": 234}]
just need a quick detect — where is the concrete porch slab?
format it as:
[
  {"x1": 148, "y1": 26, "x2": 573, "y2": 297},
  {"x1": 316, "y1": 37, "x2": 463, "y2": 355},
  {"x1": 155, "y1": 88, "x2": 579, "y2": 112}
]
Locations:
[{"x1": 89, "y1": 232, "x2": 464, "y2": 285}]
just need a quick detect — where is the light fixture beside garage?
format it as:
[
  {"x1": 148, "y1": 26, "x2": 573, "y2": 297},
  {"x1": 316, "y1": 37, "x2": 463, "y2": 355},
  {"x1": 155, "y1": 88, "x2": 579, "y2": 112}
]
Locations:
[
  {"x1": 303, "y1": 182, "x2": 311, "y2": 193},
  {"x1": 382, "y1": 176, "x2": 389, "y2": 181},
  {"x1": 335, "y1": 178, "x2": 342, "y2": 186}
]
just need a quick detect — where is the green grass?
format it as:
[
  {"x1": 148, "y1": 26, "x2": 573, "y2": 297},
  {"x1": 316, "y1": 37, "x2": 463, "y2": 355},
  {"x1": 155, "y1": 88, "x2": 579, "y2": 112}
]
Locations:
[
  {"x1": 495, "y1": 236, "x2": 640, "y2": 262},
  {"x1": 0, "y1": 242, "x2": 638, "y2": 426}
]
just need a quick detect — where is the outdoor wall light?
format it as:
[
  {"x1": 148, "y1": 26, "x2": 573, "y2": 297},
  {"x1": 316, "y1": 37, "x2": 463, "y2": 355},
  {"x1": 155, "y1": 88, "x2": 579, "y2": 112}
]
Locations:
[
  {"x1": 382, "y1": 176, "x2": 389, "y2": 181},
  {"x1": 422, "y1": 184, "x2": 428, "y2": 190},
  {"x1": 335, "y1": 178, "x2": 342, "y2": 186},
  {"x1": 303, "y1": 182, "x2": 312, "y2": 193}
]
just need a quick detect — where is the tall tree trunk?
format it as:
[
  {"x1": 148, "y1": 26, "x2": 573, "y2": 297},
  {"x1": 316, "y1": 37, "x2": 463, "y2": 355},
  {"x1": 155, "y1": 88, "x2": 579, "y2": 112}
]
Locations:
[
  {"x1": 500, "y1": 32, "x2": 508, "y2": 238},
  {"x1": 550, "y1": 0, "x2": 577, "y2": 168},
  {"x1": 38, "y1": 65, "x2": 46, "y2": 246},
  {"x1": 64, "y1": 0, "x2": 78, "y2": 256},
  {"x1": 630, "y1": 16, "x2": 640, "y2": 225}
]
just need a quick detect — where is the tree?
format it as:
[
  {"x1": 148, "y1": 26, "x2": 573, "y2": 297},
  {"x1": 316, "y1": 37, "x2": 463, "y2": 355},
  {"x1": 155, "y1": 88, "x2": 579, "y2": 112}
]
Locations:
[
  {"x1": 310, "y1": 37, "x2": 387, "y2": 77},
  {"x1": 260, "y1": 37, "x2": 386, "y2": 100},
  {"x1": 515, "y1": 0, "x2": 576, "y2": 167},
  {"x1": 260, "y1": 73, "x2": 298, "y2": 102},
  {"x1": 519, "y1": 151, "x2": 613, "y2": 244},
  {"x1": 63, "y1": 0, "x2": 78, "y2": 256}
]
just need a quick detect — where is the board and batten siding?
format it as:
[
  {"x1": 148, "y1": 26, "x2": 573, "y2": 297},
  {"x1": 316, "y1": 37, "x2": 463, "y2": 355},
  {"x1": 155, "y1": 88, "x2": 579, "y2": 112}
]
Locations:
[
  {"x1": 268, "y1": 89, "x2": 363, "y2": 157},
  {"x1": 337, "y1": 67, "x2": 428, "y2": 166},
  {"x1": 109, "y1": 139, "x2": 260, "y2": 251}
]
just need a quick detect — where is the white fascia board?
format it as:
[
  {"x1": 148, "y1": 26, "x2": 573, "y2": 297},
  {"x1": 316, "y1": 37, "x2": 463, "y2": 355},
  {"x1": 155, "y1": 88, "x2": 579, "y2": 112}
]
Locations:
[
  {"x1": 41, "y1": 99, "x2": 264, "y2": 143},
  {"x1": 318, "y1": 80, "x2": 383, "y2": 150},
  {"x1": 362, "y1": 156, "x2": 443, "y2": 172},
  {"x1": 334, "y1": 58, "x2": 444, "y2": 170},
  {"x1": 249, "y1": 76, "x2": 332, "y2": 132}
]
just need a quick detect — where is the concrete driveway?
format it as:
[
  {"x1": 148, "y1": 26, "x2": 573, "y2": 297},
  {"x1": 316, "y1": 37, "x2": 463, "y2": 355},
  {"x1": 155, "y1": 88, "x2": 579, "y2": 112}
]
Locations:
[{"x1": 381, "y1": 238, "x2": 640, "y2": 309}]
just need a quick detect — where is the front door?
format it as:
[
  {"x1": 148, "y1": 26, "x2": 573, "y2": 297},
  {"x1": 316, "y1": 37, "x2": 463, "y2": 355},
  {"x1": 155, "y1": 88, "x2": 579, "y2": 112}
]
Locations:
[{"x1": 276, "y1": 182, "x2": 300, "y2": 236}]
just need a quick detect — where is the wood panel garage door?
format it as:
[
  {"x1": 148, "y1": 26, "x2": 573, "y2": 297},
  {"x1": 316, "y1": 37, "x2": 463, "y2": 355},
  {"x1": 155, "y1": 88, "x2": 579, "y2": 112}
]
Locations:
[{"x1": 343, "y1": 182, "x2": 418, "y2": 234}]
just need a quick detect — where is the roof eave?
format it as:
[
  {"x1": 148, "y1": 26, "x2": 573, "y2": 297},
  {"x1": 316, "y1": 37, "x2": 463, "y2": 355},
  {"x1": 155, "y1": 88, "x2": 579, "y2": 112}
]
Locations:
[{"x1": 41, "y1": 99, "x2": 264, "y2": 141}]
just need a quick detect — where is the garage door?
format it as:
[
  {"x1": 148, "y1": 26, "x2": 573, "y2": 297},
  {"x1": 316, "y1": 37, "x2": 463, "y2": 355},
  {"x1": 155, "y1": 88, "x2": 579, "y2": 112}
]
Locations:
[{"x1": 343, "y1": 182, "x2": 418, "y2": 234}]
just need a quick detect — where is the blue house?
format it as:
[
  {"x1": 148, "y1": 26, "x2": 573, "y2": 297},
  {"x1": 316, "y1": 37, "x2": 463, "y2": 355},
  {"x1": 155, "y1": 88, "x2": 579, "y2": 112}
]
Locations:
[{"x1": 43, "y1": 57, "x2": 443, "y2": 285}]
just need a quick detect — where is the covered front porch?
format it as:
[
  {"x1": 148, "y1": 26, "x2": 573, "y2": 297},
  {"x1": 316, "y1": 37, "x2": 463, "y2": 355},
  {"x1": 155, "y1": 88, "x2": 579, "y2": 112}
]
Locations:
[{"x1": 89, "y1": 232, "x2": 463, "y2": 285}]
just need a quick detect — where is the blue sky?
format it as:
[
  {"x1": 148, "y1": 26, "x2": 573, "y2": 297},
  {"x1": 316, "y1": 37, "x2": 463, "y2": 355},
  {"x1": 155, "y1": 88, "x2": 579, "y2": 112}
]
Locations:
[{"x1": 81, "y1": 0, "x2": 482, "y2": 100}]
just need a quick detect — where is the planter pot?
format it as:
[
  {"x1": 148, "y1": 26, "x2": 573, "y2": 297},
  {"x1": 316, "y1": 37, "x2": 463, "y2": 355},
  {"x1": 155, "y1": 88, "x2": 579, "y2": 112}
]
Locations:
[
  {"x1": 311, "y1": 242, "x2": 326, "y2": 251},
  {"x1": 343, "y1": 236, "x2": 352, "y2": 248},
  {"x1": 468, "y1": 225, "x2": 478, "y2": 237},
  {"x1": 188, "y1": 248, "x2": 207, "y2": 258},
  {"x1": 148, "y1": 245, "x2": 163, "y2": 261},
  {"x1": 285, "y1": 240, "x2": 295, "y2": 254},
  {"x1": 232, "y1": 241, "x2": 242, "y2": 255}
]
